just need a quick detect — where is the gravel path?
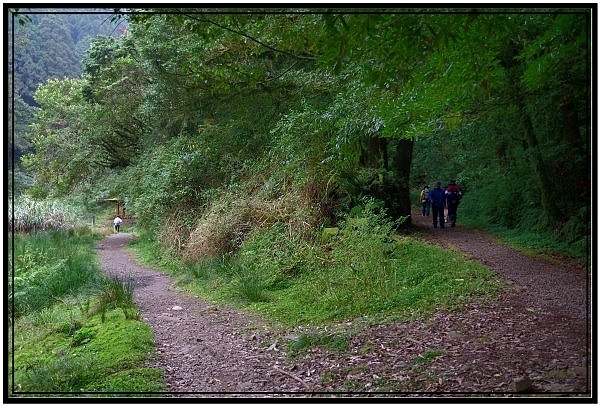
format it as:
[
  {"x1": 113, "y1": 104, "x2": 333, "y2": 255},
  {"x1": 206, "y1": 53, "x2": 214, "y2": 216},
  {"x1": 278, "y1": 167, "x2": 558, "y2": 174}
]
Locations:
[
  {"x1": 95, "y1": 212, "x2": 592, "y2": 398},
  {"x1": 97, "y1": 233, "x2": 309, "y2": 397}
]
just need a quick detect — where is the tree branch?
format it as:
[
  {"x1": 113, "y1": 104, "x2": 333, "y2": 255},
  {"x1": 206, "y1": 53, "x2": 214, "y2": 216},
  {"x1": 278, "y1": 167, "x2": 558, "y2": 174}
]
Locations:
[{"x1": 181, "y1": 12, "x2": 317, "y2": 61}]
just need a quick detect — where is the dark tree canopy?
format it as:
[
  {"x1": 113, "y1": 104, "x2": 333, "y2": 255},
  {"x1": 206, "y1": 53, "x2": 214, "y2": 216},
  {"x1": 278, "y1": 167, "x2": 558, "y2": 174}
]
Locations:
[{"x1": 15, "y1": 7, "x2": 592, "y2": 255}]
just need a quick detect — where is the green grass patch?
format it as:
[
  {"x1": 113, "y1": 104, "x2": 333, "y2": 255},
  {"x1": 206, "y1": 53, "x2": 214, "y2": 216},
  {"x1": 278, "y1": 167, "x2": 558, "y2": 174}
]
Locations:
[
  {"x1": 250, "y1": 235, "x2": 500, "y2": 325},
  {"x1": 9, "y1": 230, "x2": 165, "y2": 396},
  {"x1": 131, "y1": 202, "x2": 504, "y2": 328},
  {"x1": 412, "y1": 349, "x2": 445, "y2": 366},
  {"x1": 287, "y1": 331, "x2": 350, "y2": 355},
  {"x1": 12, "y1": 307, "x2": 162, "y2": 394}
]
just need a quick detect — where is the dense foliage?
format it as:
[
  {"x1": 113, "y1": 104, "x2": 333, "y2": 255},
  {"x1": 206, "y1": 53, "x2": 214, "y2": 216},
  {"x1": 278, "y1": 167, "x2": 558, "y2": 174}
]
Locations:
[
  {"x1": 15, "y1": 8, "x2": 592, "y2": 259},
  {"x1": 10, "y1": 10, "x2": 119, "y2": 105},
  {"x1": 8, "y1": 9, "x2": 121, "y2": 197}
]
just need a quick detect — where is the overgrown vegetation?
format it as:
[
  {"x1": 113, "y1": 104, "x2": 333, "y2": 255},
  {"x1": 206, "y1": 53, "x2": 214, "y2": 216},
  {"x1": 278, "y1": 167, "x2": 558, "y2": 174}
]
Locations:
[
  {"x1": 9, "y1": 230, "x2": 102, "y2": 319},
  {"x1": 9, "y1": 196, "x2": 83, "y2": 233},
  {"x1": 17, "y1": 11, "x2": 590, "y2": 260},
  {"x1": 89, "y1": 276, "x2": 139, "y2": 322},
  {"x1": 9, "y1": 230, "x2": 164, "y2": 395},
  {"x1": 131, "y1": 199, "x2": 504, "y2": 327},
  {"x1": 8, "y1": 7, "x2": 591, "y2": 395}
]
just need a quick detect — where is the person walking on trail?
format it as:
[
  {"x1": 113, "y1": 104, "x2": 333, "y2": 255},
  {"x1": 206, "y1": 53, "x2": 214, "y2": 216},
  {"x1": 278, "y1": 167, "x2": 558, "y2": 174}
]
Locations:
[
  {"x1": 419, "y1": 185, "x2": 431, "y2": 216},
  {"x1": 445, "y1": 180, "x2": 463, "y2": 227},
  {"x1": 430, "y1": 181, "x2": 446, "y2": 229},
  {"x1": 113, "y1": 216, "x2": 123, "y2": 233}
]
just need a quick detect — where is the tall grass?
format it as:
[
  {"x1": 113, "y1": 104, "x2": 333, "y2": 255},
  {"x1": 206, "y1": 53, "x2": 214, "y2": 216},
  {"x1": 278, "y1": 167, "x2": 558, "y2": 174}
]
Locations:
[
  {"x1": 9, "y1": 230, "x2": 103, "y2": 319},
  {"x1": 133, "y1": 199, "x2": 504, "y2": 326},
  {"x1": 9, "y1": 195, "x2": 85, "y2": 232},
  {"x1": 89, "y1": 276, "x2": 139, "y2": 322}
]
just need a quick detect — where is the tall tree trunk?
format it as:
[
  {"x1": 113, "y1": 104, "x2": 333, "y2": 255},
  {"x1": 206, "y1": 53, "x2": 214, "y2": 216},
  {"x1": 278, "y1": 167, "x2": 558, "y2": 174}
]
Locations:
[
  {"x1": 500, "y1": 40, "x2": 562, "y2": 227},
  {"x1": 360, "y1": 137, "x2": 388, "y2": 168},
  {"x1": 561, "y1": 95, "x2": 582, "y2": 151},
  {"x1": 560, "y1": 94, "x2": 587, "y2": 202},
  {"x1": 359, "y1": 136, "x2": 412, "y2": 225}
]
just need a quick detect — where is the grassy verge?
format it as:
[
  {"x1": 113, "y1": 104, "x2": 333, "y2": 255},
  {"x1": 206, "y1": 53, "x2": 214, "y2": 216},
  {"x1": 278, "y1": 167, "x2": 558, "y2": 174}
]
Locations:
[
  {"x1": 130, "y1": 203, "x2": 504, "y2": 328},
  {"x1": 8, "y1": 229, "x2": 165, "y2": 397}
]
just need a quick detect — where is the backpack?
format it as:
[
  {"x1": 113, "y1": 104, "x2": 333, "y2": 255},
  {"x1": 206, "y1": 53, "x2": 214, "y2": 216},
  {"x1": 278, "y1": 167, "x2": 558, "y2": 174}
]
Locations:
[{"x1": 447, "y1": 189, "x2": 461, "y2": 205}]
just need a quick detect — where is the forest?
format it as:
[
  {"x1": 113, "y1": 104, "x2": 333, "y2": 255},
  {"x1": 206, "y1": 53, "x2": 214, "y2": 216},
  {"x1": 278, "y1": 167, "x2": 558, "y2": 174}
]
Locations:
[
  {"x1": 11, "y1": 7, "x2": 591, "y2": 257},
  {"x1": 7, "y1": 6, "x2": 592, "y2": 395}
]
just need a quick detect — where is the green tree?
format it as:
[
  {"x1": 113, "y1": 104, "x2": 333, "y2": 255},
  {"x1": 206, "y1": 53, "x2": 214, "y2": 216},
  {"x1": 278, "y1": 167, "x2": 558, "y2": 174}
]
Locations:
[
  {"x1": 22, "y1": 78, "x2": 100, "y2": 197},
  {"x1": 82, "y1": 34, "x2": 147, "y2": 168},
  {"x1": 411, "y1": 11, "x2": 590, "y2": 239},
  {"x1": 10, "y1": 11, "x2": 119, "y2": 106}
]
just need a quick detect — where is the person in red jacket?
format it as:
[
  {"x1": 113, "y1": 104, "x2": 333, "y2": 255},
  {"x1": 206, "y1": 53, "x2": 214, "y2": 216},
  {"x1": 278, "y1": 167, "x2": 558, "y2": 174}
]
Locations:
[{"x1": 444, "y1": 180, "x2": 463, "y2": 227}]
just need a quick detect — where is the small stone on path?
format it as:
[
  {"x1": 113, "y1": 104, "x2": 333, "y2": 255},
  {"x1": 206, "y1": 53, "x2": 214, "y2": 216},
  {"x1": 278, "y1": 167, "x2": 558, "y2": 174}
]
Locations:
[{"x1": 512, "y1": 375, "x2": 533, "y2": 392}]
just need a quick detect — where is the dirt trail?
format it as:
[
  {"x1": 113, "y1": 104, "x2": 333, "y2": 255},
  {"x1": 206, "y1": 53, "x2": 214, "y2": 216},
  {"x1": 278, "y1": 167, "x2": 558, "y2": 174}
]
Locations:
[
  {"x1": 96, "y1": 233, "x2": 308, "y2": 396},
  {"x1": 409, "y1": 211, "x2": 590, "y2": 318},
  {"x1": 95, "y1": 214, "x2": 592, "y2": 397}
]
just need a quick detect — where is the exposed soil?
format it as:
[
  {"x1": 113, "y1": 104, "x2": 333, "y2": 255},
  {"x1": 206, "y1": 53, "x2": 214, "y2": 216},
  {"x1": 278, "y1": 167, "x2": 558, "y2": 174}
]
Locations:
[{"x1": 96, "y1": 211, "x2": 592, "y2": 399}]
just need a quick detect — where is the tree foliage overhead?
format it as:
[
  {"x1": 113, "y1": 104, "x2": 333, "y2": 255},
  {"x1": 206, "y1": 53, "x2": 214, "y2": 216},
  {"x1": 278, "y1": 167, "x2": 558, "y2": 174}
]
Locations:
[{"x1": 19, "y1": 7, "x2": 592, "y2": 256}]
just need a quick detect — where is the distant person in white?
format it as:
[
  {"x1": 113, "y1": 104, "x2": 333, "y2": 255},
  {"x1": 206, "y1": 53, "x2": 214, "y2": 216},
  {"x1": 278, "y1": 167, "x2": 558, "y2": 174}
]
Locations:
[{"x1": 113, "y1": 216, "x2": 123, "y2": 233}]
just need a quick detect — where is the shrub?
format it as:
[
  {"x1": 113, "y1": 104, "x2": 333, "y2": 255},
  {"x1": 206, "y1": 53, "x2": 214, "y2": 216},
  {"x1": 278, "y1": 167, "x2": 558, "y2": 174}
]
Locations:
[{"x1": 231, "y1": 263, "x2": 270, "y2": 303}]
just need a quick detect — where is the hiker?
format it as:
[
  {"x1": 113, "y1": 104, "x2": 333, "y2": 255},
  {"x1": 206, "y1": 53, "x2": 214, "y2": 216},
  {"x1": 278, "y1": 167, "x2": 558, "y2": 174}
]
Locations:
[
  {"x1": 430, "y1": 181, "x2": 446, "y2": 229},
  {"x1": 419, "y1": 185, "x2": 431, "y2": 216},
  {"x1": 113, "y1": 216, "x2": 123, "y2": 233},
  {"x1": 445, "y1": 180, "x2": 463, "y2": 227}
]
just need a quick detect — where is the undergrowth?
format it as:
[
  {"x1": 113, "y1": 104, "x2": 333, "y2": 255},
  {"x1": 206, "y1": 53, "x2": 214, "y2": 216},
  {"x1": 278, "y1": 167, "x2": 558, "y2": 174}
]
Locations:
[
  {"x1": 131, "y1": 198, "x2": 504, "y2": 327},
  {"x1": 9, "y1": 229, "x2": 164, "y2": 396}
]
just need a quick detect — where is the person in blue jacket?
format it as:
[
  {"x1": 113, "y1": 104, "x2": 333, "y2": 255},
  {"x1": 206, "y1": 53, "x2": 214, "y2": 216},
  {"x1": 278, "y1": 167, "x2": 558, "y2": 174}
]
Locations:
[{"x1": 429, "y1": 181, "x2": 446, "y2": 229}]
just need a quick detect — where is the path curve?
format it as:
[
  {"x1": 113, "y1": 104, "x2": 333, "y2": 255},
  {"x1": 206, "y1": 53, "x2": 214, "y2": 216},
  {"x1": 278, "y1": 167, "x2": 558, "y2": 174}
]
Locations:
[
  {"x1": 409, "y1": 210, "x2": 590, "y2": 318},
  {"x1": 96, "y1": 233, "x2": 309, "y2": 396},
  {"x1": 95, "y1": 218, "x2": 592, "y2": 396}
]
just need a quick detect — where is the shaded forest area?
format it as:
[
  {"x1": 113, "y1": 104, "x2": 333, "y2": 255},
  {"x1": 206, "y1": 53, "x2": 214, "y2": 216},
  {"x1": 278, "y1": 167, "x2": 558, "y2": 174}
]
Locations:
[{"x1": 10, "y1": 7, "x2": 592, "y2": 259}]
